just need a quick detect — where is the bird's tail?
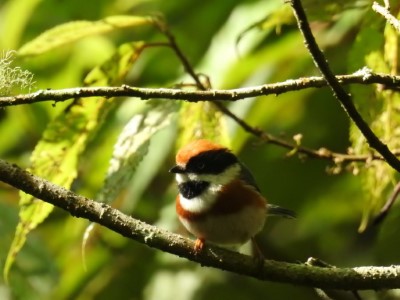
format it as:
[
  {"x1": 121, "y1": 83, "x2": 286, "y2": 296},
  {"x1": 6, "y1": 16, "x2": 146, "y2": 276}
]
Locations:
[{"x1": 267, "y1": 204, "x2": 296, "y2": 219}]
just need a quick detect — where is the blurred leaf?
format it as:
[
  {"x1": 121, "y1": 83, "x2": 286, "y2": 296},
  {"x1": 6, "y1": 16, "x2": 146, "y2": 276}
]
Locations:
[
  {"x1": 0, "y1": 0, "x2": 42, "y2": 49},
  {"x1": 82, "y1": 100, "x2": 176, "y2": 264},
  {"x1": 375, "y1": 207, "x2": 400, "y2": 265},
  {"x1": 4, "y1": 41, "x2": 147, "y2": 281},
  {"x1": 97, "y1": 101, "x2": 176, "y2": 205},
  {"x1": 225, "y1": 32, "x2": 308, "y2": 151},
  {"x1": 177, "y1": 102, "x2": 229, "y2": 148},
  {"x1": 302, "y1": 0, "x2": 368, "y2": 21},
  {"x1": 18, "y1": 15, "x2": 152, "y2": 57},
  {"x1": 124, "y1": 121, "x2": 177, "y2": 213},
  {"x1": 236, "y1": 5, "x2": 294, "y2": 46}
]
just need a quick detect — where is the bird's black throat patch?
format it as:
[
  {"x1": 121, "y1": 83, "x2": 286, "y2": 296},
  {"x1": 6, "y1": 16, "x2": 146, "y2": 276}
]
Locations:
[{"x1": 178, "y1": 181, "x2": 210, "y2": 199}]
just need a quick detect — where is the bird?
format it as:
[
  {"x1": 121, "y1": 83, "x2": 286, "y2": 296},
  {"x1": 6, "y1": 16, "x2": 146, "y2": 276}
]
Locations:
[{"x1": 170, "y1": 139, "x2": 295, "y2": 254}]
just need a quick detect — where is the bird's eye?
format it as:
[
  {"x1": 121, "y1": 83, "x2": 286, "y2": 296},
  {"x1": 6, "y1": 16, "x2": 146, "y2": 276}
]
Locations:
[{"x1": 196, "y1": 162, "x2": 205, "y2": 170}]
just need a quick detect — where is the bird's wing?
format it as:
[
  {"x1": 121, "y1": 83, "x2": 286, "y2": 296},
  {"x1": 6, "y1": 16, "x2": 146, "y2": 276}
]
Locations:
[
  {"x1": 238, "y1": 162, "x2": 261, "y2": 192},
  {"x1": 239, "y1": 162, "x2": 296, "y2": 219}
]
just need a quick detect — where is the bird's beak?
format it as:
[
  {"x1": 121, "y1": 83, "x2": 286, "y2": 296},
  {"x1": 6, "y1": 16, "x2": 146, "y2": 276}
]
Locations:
[{"x1": 169, "y1": 165, "x2": 186, "y2": 173}]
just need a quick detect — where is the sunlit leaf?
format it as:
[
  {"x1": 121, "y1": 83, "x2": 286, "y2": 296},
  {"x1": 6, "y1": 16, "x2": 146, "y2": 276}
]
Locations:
[
  {"x1": 4, "y1": 41, "x2": 147, "y2": 281},
  {"x1": 303, "y1": 0, "x2": 368, "y2": 21},
  {"x1": 98, "y1": 101, "x2": 176, "y2": 205},
  {"x1": 0, "y1": 0, "x2": 42, "y2": 49},
  {"x1": 236, "y1": 5, "x2": 294, "y2": 46},
  {"x1": 18, "y1": 15, "x2": 152, "y2": 57},
  {"x1": 177, "y1": 102, "x2": 229, "y2": 149},
  {"x1": 81, "y1": 100, "x2": 176, "y2": 265}
]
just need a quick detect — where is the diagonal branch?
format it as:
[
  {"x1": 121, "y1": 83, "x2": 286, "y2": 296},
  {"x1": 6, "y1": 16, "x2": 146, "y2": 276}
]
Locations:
[
  {"x1": 289, "y1": 0, "x2": 400, "y2": 173},
  {"x1": 373, "y1": 180, "x2": 400, "y2": 226},
  {"x1": 1, "y1": 158, "x2": 400, "y2": 290},
  {"x1": 372, "y1": 1, "x2": 400, "y2": 32}
]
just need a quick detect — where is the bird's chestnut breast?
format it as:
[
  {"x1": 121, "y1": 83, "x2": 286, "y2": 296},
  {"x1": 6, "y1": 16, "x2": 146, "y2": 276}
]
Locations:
[{"x1": 212, "y1": 179, "x2": 266, "y2": 215}]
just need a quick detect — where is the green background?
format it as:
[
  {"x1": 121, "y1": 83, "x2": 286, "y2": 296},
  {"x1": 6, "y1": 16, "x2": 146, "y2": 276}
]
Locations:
[{"x1": 0, "y1": 0, "x2": 398, "y2": 299}]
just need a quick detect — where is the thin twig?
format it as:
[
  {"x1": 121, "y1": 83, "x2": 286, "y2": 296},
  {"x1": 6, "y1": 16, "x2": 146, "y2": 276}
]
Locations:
[
  {"x1": 289, "y1": 0, "x2": 400, "y2": 173},
  {"x1": 154, "y1": 20, "x2": 205, "y2": 89},
  {"x1": 372, "y1": 2, "x2": 400, "y2": 32},
  {"x1": 1, "y1": 72, "x2": 400, "y2": 106},
  {"x1": 1, "y1": 158, "x2": 400, "y2": 290},
  {"x1": 373, "y1": 181, "x2": 400, "y2": 226}
]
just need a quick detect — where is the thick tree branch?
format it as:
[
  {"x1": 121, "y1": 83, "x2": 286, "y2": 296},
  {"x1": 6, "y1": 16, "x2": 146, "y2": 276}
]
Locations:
[
  {"x1": 1, "y1": 71, "x2": 400, "y2": 107},
  {"x1": 1, "y1": 159, "x2": 400, "y2": 290},
  {"x1": 289, "y1": 0, "x2": 400, "y2": 173}
]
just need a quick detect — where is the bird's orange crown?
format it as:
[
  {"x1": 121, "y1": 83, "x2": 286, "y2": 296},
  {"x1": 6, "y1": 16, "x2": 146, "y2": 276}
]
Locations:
[{"x1": 175, "y1": 139, "x2": 228, "y2": 165}]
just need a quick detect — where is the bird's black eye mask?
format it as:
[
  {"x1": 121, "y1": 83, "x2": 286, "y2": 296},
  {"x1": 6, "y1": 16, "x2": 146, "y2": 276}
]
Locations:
[{"x1": 184, "y1": 149, "x2": 238, "y2": 174}]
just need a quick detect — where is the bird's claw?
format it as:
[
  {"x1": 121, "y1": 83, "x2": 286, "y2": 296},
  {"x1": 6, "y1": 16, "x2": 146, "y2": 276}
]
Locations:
[{"x1": 194, "y1": 238, "x2": 205, "y2": 254}]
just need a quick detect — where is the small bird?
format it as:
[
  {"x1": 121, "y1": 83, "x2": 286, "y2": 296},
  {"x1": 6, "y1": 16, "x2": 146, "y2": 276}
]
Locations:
[{"x1": 170, "y1": 139, "x2": 295, "y2": 253}]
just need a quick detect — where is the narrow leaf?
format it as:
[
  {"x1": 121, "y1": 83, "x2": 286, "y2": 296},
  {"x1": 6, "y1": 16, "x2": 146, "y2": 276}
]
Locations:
[
  {"x1": 98, "y1": 101, "x2": 176, "y2": 204},
  {"x1": 18, "y1": 15, "x2": 152, "y2": 57},
  {"x1": 177, "y1": 102, "x2": 229, "y2": 148},
  {"x1": 82, "y1": 101, "x2": 176, "y2": 264}
]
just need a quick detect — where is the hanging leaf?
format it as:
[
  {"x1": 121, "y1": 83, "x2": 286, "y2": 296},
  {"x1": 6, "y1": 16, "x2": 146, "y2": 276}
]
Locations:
[
  {"x1": 4, "y1": 41, "x2": 147, "y2": 281},
  {"x1": 177, "y1": 101, "x2": 229, "y2": 148},
  {"x1": 236, "y1": 5, "x2": 294, "y2": 47},
  {"x1": 97, "y1": 101, "x2": 176, "y2": 205},
  {"x1": 81, "y1": 100, "x2": 176, "y2": 265},
  {"x1": 18, "y1": 15, "x2": 152, "y2": 57}
]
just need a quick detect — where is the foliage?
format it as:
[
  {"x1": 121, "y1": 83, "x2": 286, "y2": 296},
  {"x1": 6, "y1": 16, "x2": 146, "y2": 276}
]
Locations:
[
  {"x1": 349, "y1": 9, "x2": 400, "y2": 232},
  {"x1": 0, "y1": 0, "x2": 399, "y2": 299}
]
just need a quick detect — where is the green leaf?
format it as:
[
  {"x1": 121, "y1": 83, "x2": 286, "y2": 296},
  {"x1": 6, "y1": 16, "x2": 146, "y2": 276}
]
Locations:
[
  {"x1": 81, "y1": 101, "x2": 176, "y2": 266},
  {"x1": 98, "y1": 101, "x2": 176, "y2": 204},
  {"x1": 18, "y1": 15, "x2": 152, "y2": 57},
  {"x1": 236, "y1": 5, "x2": 294, "y2": 46},
  {"x1": 177, "y1": 102, "x2": 229, "y2": 148},
  {"x1": 4, "y1": 41, "x2": 147, "y2": 281},
  {"x1": 303, "y1": 0, "x2": 365, "y2": 21},
  {"x1": 0, "y1": 0, "x2": 42, "y2": 49}
]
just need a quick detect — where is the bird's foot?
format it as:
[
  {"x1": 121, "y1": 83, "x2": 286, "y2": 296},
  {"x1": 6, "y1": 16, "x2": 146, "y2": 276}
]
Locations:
[
  {"x1": 251, "y1": 237, "x2": 265, "y2": 270},
  {"x1": 194, "y1": 238, "x2": 205, "y2": 254}
]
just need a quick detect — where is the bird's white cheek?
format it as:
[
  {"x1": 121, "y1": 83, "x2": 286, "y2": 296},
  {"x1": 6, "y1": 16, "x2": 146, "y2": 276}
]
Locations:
[{"x1": 175, "y1": 173, "x2": 188, "y2": 184}]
